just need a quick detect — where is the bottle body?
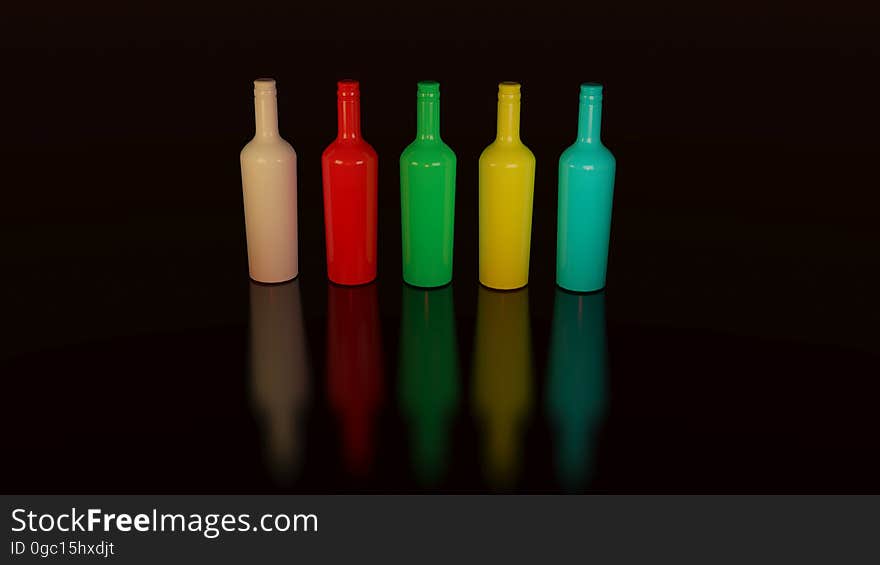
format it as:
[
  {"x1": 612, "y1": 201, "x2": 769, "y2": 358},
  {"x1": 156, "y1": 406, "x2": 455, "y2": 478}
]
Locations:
[
  {"x1": 400, "y1": 81, "x2": 456, "y2": 288},
  {"x1": 479, "y1": 82, "x2": 536, "y2": 290},
  {"x1": 322, "y1": 80, "x2": 379, "y2": 286},
  {"x1": 556, "y1": 84, "x2": 616, "y2": 292},
  {"x1": 240, "y1": 78, "x2": 299, "y2": 284}
]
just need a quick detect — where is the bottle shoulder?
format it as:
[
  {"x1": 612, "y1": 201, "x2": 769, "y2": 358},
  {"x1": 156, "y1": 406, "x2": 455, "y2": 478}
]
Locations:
[
  {"x1": 480, "y1": 140, "x2": 535, "y2": 164},
  {"x1": 559, "y1": 142, "x2": 615, "y2": 166},
  {"x1": 240, "y1": 136, "x2": 297, "y2": 162},
  {"x1": 400, "y1": 139, "x2": 456, "y2": 164},
  {"x1": 322, "y1": 138, "x2": 378, "y2": 161}
]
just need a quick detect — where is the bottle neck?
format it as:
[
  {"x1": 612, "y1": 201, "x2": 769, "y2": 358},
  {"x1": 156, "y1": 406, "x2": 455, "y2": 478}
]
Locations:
[
  {"x1": 337, "y1": 97, "x2": 361, "y2": 140},
  {"x1": 496, "y1": 97, "x2": 521, "y2": 143},
  {"x1": 416, "y1": 97, "x2": 440, "y2": 141},
  {"x1": 577, "y1": 98, "x2": 602, "y2": 144},
  {"x1": 255, "y1": 92, "x2": 279, "y2": 138}
]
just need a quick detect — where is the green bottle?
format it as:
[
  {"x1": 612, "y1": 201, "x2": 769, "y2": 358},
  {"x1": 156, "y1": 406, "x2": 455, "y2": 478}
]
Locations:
[
  {"x1": 400, "y1": 81, "x2": 457, "y2": 288},
  {"x1": 398, "y1": 284, "x2": 459, "y2": 486}
]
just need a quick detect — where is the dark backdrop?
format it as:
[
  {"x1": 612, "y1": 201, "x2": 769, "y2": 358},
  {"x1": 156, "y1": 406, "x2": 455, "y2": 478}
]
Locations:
[{"x1": 2, "y1": 3, "x2": 879, "y2": 492}]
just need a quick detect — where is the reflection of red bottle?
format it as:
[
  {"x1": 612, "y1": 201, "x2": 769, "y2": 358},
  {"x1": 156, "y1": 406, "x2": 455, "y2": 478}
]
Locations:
[
  {"x1": 326, "y1": 283, "x2": 383, "y2": 475},
  {"x1": 321, "y1": 80, "x2": 379, "y2": 285}
]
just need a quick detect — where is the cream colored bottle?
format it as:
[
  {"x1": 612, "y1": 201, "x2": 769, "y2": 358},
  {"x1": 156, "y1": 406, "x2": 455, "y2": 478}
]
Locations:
[{"x1": 240, "y1": 78, "x2": 299, "y2": 283}]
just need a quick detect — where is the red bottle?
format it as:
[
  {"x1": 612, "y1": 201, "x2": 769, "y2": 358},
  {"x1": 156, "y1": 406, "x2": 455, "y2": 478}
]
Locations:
[{"x1": 321, "y1": 80, "x2": 379, "y2": 285}]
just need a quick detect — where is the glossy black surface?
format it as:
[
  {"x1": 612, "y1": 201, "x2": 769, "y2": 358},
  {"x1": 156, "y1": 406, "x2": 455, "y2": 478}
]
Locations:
[{"x1": 2, "y1": 14, "x2": 879, "y2": 492}]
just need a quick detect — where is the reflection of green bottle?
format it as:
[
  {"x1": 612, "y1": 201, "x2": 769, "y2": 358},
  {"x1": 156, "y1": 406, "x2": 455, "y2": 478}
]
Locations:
[
  {"x1": 473, "y1": 287, "x2": 533, "y2": 489},
  {"x1": 400, "y1": 81, "x2": 457, "y2": 288},
  {"x1": 399, "y1": 284, "x2": 459, "y2": 485},
  {"x1": 546, "y1": 289, "x2": 608, "y2": 491}
]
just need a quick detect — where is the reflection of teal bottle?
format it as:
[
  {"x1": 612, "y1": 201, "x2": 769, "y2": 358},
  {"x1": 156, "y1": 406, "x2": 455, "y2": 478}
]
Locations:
[
  {"x1": 400, "y1": 81, "x2": 457, "y2": 288},
  {"x1": 547, "y1": 289, "x2": 607, "y2": 491},
  {"x1": 399, "y1": 284, "x2": 459, "y2": 485},
  {"x1": 556, "y1": 83, "x2": 616, "y2": 293}
]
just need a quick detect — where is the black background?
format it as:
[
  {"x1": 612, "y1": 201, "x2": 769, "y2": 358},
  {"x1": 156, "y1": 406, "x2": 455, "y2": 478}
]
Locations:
[{"x1": 2, "y1": 2, "x2": 880, "y2": 492}]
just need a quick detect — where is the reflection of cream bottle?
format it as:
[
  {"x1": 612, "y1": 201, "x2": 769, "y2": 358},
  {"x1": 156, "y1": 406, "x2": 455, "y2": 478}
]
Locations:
[
  {"x1": 473, "y1": 287, "x2": 533, "y2": 489},
  {"x1": 240, "y1": 78, "x2": 299, "y2": 283},
  {"x1": 249, "y1": 280, "x2": 311, "y2": 483}
]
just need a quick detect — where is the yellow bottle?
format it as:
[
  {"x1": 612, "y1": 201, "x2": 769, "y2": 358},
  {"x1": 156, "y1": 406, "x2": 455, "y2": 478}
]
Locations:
[{"x1": 479, "y1": 82, "x2": 536, "y2": 290}]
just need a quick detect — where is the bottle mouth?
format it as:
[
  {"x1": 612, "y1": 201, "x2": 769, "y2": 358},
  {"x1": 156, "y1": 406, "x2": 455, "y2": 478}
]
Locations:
[
  {"x1": 254, "y1": 78, "x2": 276, "y2": 95},
  {"x1": 580, "y1": 82, "x2": 603, "y2": 101},
  {"x1": 338, "y1": 79, "x2": 360, "y2": 98},
  {"x1": 417, "y1": 80, "x2": 440, "y2": 98},
  {"x1": 498, "y1": 81, "x2": 521, "y2": 100}
]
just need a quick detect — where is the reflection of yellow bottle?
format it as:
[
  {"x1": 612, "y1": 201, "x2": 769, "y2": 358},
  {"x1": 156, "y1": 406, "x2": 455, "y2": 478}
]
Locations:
[
  {"x1": 248, "y1": 280, "x2": 311, "y2": 484},
  {"x1": 479, "y1": 82, "x2": 536, "y2": 290},
  {"x1": 473, "y1": 287, "x2": 533, "y2": 489}
]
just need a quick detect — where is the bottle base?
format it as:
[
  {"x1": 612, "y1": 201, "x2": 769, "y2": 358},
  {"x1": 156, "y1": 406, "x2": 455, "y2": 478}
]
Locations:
[
  {"x1": 556, "y1": 281, "x2": 606, "y2": 294},
  {"x1": 479, "y1": 278, "x2": 529, "y2": 291},
  {"x1": 402, "y1": 276, "x2": 453, "y2": 289},
  {"x1": 249, "y1": 272, "x2": 299, "y2": 285},
  {"x1": 328, "y1": 274, "x2": 378, "y2": 287}
]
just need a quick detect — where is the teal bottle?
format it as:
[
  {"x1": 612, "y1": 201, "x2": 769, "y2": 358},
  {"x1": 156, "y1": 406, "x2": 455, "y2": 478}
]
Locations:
[
  {"x1": 556, "y1": 83, "x2": 616, "y2": 292},
  {"x1": 400, "y1": 81, "x2": 457, "y2": 288},
  {"x1": 398, "y1": 284, "x2": 459, "y2": 486},
  {"x1": 546, "y1": 289, "x2": 608, "y2": 491}
]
